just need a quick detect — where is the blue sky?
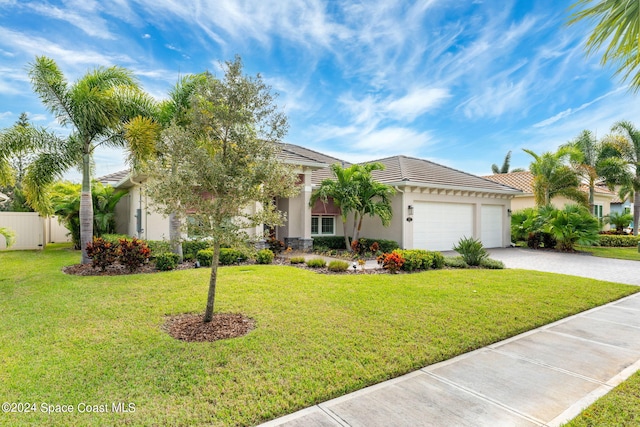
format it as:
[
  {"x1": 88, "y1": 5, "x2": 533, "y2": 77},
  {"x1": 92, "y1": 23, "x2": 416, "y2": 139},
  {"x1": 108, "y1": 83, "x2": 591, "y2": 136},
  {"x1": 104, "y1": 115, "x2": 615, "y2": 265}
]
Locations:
[{"x1": 0, "y1": 0, "x2": 637, "y2": 180}]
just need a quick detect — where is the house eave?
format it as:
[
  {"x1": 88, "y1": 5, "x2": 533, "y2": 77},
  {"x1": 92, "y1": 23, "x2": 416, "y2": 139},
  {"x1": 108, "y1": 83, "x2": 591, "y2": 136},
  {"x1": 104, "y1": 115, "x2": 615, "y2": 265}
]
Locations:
[{"x1": 388, "y1": 181, "x2": 523, "y2": 196}]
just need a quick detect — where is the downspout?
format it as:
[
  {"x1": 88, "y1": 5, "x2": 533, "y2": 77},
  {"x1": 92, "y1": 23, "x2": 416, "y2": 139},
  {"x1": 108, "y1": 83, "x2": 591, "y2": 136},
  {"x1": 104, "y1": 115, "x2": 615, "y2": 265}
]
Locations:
[{"x1": 129, "y1": 175, "x2": 144, "y2": 239}]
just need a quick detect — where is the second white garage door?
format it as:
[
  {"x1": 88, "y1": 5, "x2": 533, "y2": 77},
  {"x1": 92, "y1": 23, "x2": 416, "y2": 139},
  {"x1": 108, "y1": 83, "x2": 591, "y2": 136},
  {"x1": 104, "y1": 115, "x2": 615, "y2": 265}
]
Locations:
[
  {"x1": 413, "y1": 202, "x2": 473, "y2": 251},
  {"x1": 481, "y1": 205, "x2": 504, "y2": 248}
]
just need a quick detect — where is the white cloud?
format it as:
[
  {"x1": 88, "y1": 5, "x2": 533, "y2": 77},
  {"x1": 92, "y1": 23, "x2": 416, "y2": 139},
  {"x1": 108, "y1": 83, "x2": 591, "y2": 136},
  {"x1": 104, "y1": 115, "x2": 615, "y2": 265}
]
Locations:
[
  {"x1": 26, "y1": 2, "x2": 116, "y2": 40},
  {"x1": 460, "y1": 81, "x2": 527, "y2": 119},
  {"x1": 142, "y1": 34, "x2": 151, "y2": 39},
  {"x1": 386, "y1": 87, "x2": 451, "y2": 122}
]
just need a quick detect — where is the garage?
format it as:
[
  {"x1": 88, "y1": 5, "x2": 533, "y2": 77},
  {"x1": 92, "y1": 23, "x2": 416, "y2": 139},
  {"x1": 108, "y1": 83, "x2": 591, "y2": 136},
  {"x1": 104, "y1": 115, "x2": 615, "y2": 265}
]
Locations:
[
  {"x1": 413, "y1": 202, "x2": 474, "y2": 251},
  {"x1": 481, "y1": 205, "x2": 504, "y2": 248}
]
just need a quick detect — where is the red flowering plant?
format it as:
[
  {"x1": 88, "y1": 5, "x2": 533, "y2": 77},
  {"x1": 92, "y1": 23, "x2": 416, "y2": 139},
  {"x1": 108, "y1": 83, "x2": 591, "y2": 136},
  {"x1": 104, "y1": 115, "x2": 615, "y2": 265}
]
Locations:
[
  {"x1": 118, "y1": 237, "x2": 151, "y2": 272},
  {"x1": 86, "y1": 237, "x2": 118, "y2": 271},
  {"x1": 380, "y1": 250, "x2": 405, "y2": 274}
]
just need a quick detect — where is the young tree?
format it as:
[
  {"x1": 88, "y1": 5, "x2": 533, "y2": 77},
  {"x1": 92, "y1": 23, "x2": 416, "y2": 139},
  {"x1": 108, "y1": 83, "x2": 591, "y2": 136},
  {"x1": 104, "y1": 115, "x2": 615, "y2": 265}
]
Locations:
[
  {"x1": 310, "y1": 162, "x2": 395, "y2": 250},
  {"x1": 143, "y1": 57, "x2": 298, "y2": 323},
  {"x1": 569, "y1": 0, "x2": 640, "y2": 91},
  {"x1": 524, "y1": 148, "x2": 588, "y2": 207},
  {"x1": 598, "y1": 120, "x2": 640, "y2": 235},
  {"x1": 25, "y1": 56, "x2": 157, "y2": 263}
]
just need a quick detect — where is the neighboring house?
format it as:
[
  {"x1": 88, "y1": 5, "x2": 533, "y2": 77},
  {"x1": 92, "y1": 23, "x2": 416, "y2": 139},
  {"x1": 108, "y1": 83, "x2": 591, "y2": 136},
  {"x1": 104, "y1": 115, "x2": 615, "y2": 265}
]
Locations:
[
  {"x1": 483, "y1": 171, "x2": 616, "y2": 225},
  {"x1": 100, "y1": 144, "x2": 522, "y2": 252}
]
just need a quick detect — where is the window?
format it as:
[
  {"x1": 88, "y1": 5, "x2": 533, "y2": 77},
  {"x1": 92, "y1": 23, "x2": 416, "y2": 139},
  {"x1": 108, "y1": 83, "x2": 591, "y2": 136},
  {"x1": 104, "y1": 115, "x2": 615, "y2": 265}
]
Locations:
[
  {"x1": 624, "y1": 207, "x2": 631, "y2": 215},
  {"x1": 311, "y1": 216, "x2": 335, "y2": 235},
  {"x1": 594, "y1": 205, "x2": 603, "y2": 221}
]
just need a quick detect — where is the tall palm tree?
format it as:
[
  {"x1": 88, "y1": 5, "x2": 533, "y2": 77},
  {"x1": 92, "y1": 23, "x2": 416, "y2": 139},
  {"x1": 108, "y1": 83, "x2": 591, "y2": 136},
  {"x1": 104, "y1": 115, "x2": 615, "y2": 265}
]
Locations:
[
  {"x1": 568, "y1": 0, "x2": 640, "y2": 90},
  {"x1": 561, "y1": 129, "x2": 604, "y2": 215},
  {"x1": 491, "y1": 151, "x2": 525, "y2": 174},
  {"x1": 25, "y1": 56, "x2": 157, "y2": 263},
  {"x1": 598, "y1": 120, "x2": 640, "y2": 235},
  {"x1": 524, "y1": 148, "x2": 588, "y2": 207}
]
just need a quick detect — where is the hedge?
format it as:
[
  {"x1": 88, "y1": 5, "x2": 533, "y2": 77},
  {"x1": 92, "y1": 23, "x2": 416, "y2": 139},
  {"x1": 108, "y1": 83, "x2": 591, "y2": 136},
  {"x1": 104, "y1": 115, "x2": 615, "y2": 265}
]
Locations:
[
  {"x1": 596, "y1": 235, "x2": 640, "y2": 247},
  {"x1": 312, "y1": 236, "x2": 399, "y2": 253}
]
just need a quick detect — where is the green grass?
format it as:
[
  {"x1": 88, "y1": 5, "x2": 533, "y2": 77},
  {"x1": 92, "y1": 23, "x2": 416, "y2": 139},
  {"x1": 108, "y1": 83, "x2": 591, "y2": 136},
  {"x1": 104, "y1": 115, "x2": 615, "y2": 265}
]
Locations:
[
  {"x1": 564, "y1": 370, "x2": 640, "y2": 426},
  {"x1": 1, "y1": 244, "x2": 638, "y2": 426},
  {"x1": 577, "y1": 245, "x2": 640, "y2": 261}
]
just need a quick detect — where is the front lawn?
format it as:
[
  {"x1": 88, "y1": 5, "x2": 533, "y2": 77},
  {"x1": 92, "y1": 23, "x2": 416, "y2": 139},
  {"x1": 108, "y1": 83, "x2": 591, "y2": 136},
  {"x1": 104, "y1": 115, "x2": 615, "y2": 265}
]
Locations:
[
  {"x1": 577, "y1": 245, "x2": 640, "y2": 261},
  {"x1": 1, "y1": 244, "x2": 638, "y2": 426}
]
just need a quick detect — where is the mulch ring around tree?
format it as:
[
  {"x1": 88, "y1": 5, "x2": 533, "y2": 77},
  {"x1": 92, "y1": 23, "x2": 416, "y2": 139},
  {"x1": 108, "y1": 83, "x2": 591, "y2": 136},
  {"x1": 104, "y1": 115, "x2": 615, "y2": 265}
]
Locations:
[{"x1": 163, "y1": 313, "x2": 255, "y2": 342}]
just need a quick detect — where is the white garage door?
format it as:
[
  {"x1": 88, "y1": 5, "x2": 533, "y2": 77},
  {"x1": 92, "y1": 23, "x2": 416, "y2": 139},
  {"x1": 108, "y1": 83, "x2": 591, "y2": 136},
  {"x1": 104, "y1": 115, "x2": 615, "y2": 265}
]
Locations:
[
  {"x1": 481, "y1": 205, "x2": 503, "y2": 248},
  {"x1": 413, "y1": 202, "x2": 473, "y2": 251}
]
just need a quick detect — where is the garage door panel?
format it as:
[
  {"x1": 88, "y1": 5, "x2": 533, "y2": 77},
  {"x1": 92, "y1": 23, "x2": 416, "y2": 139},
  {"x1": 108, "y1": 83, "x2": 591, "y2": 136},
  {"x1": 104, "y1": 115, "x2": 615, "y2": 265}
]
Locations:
[
  {"x1": 481, "y1": 205, "x2": 503, "y2": 248},
  {"x1": 413, "y1": 202, "x2": 473, "y2": 251}
]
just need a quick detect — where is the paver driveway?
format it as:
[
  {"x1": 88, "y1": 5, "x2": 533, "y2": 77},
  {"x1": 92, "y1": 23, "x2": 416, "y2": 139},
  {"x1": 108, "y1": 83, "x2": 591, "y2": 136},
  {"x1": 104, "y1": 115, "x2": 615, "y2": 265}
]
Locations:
[{"x1": 487, "y1": 247, "x2": 640, "y2": 286}]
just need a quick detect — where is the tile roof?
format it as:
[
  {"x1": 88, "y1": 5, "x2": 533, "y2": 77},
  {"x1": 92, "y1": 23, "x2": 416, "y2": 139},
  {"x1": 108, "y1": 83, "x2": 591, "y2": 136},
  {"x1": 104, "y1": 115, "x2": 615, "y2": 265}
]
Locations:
[
  {"x1": 96, "y1": 169, "x2": 130, "y2": 184},
  {"x1": 483, "y1": 171, "x2": 617, "y2": 198},
  {"x1": 279, "y1": 143, "x2": 346, "y2": 167},
  {"x1": 363, "y1": 155, "x2": 521, "y2": 194}
]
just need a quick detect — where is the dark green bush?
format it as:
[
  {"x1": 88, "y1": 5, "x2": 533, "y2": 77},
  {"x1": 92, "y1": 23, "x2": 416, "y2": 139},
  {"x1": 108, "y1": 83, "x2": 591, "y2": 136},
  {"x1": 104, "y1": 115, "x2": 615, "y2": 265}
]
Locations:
[
  {"x1": 306, "y1": 258, "x2": 327, "y2": 268},
  {"x1": 312, "y1": 236, "x2": 346, "y2": 250},
  {"x1": 479, "y1": 258, "x2": 505, "y2": 269},
  {"x1": 290, "y1": 256, "x2": 305, "y2": 264},
  {"x1": 219, "y1": 248, "x2": 245, "y2": 265},
  {"x1": 597, "y1": 235, "x2": 640, "y2": 247},
  {"x1": 183, "y1": 240, "x2": 211, "y2": 261},
  {"x1": 328, "y1": 260, "x2": 349, "y2": 272},
  {"x1": 453, "y1": 236, "x2": 488, "y2": 266},
  {"x1": 146, "y1": 240, "x2": 172, "y2": 258},
  {"x1": 395, "y1": 249, "x2": 444, "y2": 271},
  {"x1": 197, "y1": 249, "x2": 213, "y2": 267},
  {"x1": 256, "y1": 249, "x2": 275, "y2": 264},
  {"x1": 155, "y1": 253, "x2": 180, "y2": 271},
  {"x1": 361, "y1": 238, "x2": 398, "y2": 253}
]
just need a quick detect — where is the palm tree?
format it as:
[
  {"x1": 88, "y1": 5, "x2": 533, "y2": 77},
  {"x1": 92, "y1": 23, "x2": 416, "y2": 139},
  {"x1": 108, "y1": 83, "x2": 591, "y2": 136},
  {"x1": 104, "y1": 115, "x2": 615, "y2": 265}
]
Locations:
[
  {"x1": 491, "y1": 151, "x2": 525, "y2": 174},
  {"x1": 598, "y1": 120, "x2": 640, "y2": 235},
  {"x1": 524, "y1": 148, "x2": 588, "y2": 207},
  {"x1": 25, "y1": 56, "x2": 157, "y2": 263},
  {"x1": 310, "y1": 163, "x2": 361, "y2": 251},
  {"x1": 561, "y1": 130, "x2": 604, "y2": 215},
  {"x1": 568, "y1": 0, "x2": 640, "y2": 90},
  {"x1": 310, "y1": 162, "x2": 395, "y2": 250}
]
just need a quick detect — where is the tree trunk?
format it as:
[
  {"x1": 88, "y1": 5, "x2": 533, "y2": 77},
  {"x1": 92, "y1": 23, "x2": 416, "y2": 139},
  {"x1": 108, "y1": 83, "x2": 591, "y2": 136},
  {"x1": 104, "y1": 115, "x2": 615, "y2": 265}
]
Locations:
[
  {"x1": 589, "y1": 183, "x2": 595, "y2": 216},
  {"x1": 203, "y1": 242, "x2": 220, "y2": 322},
  {"x1": 169, "y1": 212, "x2": 183, "y2": 263},
  {"x1": 353, "y1": 213, "x2": 364, "y2": 244},
  {"x1": 80, "y1": 152, "x2": 93, "y2": 264},
  {"x1": 342, "y1": 218, "x2": 351, "y2": 251},
  {"x1": 634, "y1": 191, "x2": 640, "y2": 236}
]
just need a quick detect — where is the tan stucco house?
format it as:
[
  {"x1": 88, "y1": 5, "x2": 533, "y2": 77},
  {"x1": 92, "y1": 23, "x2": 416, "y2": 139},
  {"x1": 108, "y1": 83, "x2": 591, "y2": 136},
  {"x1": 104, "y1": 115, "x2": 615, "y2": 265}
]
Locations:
[
  {"x1": 100, "y1": 144, "x2": 522, "y2": 252},
  {"x1": 483, "y1": 171, "x2": 616, "y2": 224}
]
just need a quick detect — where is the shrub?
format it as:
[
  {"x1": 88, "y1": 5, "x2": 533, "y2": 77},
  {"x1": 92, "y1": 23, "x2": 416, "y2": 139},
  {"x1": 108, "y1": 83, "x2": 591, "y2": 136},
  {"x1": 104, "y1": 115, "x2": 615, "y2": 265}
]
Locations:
[
  {"x1": 306, "y1": 258, "x2": 327, "y2": 268},
  {"x1": 545, "y1": 205, "x2": 600, "y2": 251},
  {"x1": 597, "y1": 234, "x2": 640, "y2": 247},
  {"x1": 219, "y1": 248, "x2": 246, "y2": 265},
  {"x1": 146, "y1": 240, "x2": 172, "y2": 258},
  {"x1": 183, "y1": 240, "x2": 211, "y2": 261},
  {"x1": 479, "y1": 258, "x2": 505, "y2": 269},
  {"x1": 444, "y1": 256, "x2": 468, "y2": 268},
  {"x1": 362, "y1": 238, "x2": 398, "y2": 254},
  {"x1": 155, "y1": 253, "x2": 180, "y2": 271},
  {"x1": 453, "y1": 236, "x2": 488, "y2": 266},
  {"x1": 86, "y1": 237, "x2": 118, "y2": 271},
  {"x1": 312, "y1": 236, "x2": 346, "y2": 250},
  {"x1": 197, "y1": 249, "x2": 213, "y2": 267},
  {"x1": 289, "y1": 256, "x2": 305, "y2": 264},
  {"x1": 256, "y1": 249, "x2": 275, "y2": 264},
  {"x1": 102, "y1": 234, "x2": 129, "y2": 245},
  {"x1": 379, "y1": 251, "x2": 405, "y2": 274},
  {"x1": 328, "y1": 260, "x2": 350, "y2": 272},
  {"x1": 118, "y1": 237, "x2": 151, "y2": 272},
  {"x1": 266, "y1": 237, "x2": 285, "y2": 254},
  {"x1": 395, "y1": 249, "x2": 444, "y2": 271}
]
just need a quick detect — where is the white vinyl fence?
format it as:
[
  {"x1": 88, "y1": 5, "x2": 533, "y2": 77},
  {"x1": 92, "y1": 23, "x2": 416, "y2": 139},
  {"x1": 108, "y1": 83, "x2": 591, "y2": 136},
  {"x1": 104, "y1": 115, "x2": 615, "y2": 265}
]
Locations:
[{"x1": 0, "y1": 213, "x2": 70, "y2": 250}]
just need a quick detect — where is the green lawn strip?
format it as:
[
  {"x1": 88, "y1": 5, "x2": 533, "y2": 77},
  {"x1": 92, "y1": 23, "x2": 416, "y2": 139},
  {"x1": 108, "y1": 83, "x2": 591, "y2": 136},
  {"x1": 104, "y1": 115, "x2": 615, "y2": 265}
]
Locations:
[
  {"x1": 576, "y1": 245, "x2": 640, "y2": 261},
  {"x1": 564, "y1": 370, "x2": 640, "y2": 426},
  {"x1": 1, "y1": 245, "x2": 638, "y2": 426}
]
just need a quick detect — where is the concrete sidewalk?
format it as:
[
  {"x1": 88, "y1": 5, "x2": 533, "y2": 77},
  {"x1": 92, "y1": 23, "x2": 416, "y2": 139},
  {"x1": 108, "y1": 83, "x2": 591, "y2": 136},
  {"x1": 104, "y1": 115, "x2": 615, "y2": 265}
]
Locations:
[{"x1": 259, "y1": 252, "x2": 640, "y2": 426}]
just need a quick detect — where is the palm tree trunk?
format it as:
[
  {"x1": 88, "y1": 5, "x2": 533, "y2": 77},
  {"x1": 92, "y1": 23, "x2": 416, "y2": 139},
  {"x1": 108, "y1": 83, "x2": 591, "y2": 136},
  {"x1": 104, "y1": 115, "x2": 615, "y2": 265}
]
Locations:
[
  {"x1": 169, "y1": 212, "x2": 183, "y2": 263},
  {"x1": 80, "y1": 152, "x2": 93, "y2": 264},
  {"x1": 203, "y1": 241, "x2": 220, "y2": 322},
  {"x1": 342, "y1": 218, "x2": 351, "y2": 251},
  {"x1": 634, "y1": 191, "x2": 640, "y2": 236}
]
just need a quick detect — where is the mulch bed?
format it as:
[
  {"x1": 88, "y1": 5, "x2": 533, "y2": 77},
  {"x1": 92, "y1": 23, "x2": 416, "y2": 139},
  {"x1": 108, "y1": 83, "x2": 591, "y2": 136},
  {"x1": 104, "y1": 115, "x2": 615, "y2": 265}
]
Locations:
[
  {"x1": 62, "y1": 261, "x2": 197, "y2": 276},
  {"x1": 163, "y1": 313, "x2": 255, "y2": 342}
]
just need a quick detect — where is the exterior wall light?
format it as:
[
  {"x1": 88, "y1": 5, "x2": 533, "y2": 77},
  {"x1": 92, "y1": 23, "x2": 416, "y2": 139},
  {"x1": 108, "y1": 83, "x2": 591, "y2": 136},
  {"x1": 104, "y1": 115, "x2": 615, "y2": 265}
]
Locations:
[{"x1": 407, "y1": 205, "x2": 414, "y2": 222}]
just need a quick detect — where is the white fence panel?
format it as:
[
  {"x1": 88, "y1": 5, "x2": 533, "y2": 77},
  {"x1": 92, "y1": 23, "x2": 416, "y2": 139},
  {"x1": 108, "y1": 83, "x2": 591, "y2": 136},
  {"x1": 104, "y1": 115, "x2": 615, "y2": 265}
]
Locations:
[
  {"x1": 47, "y1": 216, "x2": 71, "y2": 243},
  {"x1": 0, "y1": 212, "x2": 45, "y2": 250}
]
